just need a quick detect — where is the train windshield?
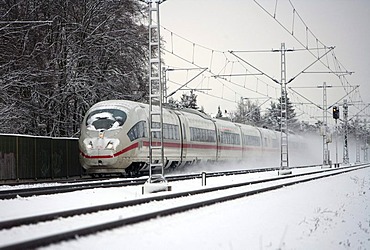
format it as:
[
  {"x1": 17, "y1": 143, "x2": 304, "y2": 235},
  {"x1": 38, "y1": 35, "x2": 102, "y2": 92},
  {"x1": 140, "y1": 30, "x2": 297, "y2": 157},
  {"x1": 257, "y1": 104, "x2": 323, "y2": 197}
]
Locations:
[{"x1": 86, "y1": 109, "x2": 127, "y2": 130}]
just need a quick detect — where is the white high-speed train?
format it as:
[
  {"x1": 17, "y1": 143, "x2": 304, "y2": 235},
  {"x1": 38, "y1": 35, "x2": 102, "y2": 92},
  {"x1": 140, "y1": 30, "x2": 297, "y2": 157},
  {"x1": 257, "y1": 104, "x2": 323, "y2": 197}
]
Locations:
[{"x1": 79, "y1": 100, "x2": 304, "y2": 176}]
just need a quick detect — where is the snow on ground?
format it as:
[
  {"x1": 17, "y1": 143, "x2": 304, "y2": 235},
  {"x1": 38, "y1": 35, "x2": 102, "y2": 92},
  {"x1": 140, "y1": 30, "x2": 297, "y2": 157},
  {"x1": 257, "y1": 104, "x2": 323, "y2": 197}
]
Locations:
[
  {"x1": 0, "y1": 167, "x2": 305, "y2": 220},
  {"x1": 1, "y1": 166, "x2": 369, "y2": 249}
]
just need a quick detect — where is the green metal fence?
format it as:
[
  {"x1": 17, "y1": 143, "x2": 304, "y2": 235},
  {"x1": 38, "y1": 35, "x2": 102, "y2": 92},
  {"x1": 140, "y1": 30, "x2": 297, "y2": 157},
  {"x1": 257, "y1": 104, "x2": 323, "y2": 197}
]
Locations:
[{"x1": 0, "y1": 134, "x2": 83, "y2": 181}]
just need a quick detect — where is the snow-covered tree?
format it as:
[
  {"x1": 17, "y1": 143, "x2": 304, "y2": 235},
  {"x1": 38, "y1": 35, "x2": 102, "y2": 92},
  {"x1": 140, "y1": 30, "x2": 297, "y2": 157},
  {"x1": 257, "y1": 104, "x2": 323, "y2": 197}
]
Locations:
[
  {"x1": 216, "y1": 106, "x2": 223, "y2": 118},
  {"x1": 0, "y1": 0, "x2": 149, "y2": 137},
  {"x1": 263, "y1": 93, "x2": 299, "y2": 131},
  {"x1": 263, "y1": 101, "x2": 280, "y2": 130},
  {"x1": 179, "y1": 90, "x2": 198, "y2": 110},
  {"x1": 233, "y1": 98, "x2": 262, "y2": 126}
]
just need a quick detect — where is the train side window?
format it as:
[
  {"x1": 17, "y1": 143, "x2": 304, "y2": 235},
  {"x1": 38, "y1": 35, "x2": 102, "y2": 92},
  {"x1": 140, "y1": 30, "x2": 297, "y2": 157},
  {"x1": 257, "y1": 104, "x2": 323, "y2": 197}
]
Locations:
[
  {"x1": 236, "y1": 134, "x2": 240, "y2": 145},
  {"x1": 163, "y1": 124, "x2": 169, "y2": 139},
  {"x1": 221, "y1": 132, "x2": 225, "y2": 144},
  {"x1": 173, "y1": 125, "x2": 180, "y2": 140},
  {"x1": 201, "y1": 129, "x2": 205, "y2": 141},
  {"x1": 169, "y1": 125, "x2": 173, "y2": 139},
  {"x1": 243, "y1": 135, "x2": 261, "y2": 146},
  {"x1": 151, "y1": 122, "x2": 160, "y2": 138},
  {"x1": 189, "y1": 127, "x2": 216, "y2": 143},
  {"x1": 221, "y1": 132, "x2": 240, "y2": 145},
  {"x1": 172, "y1": 125, "x2": 179, "y2": 140},
  {"x1": 207, "y1": 130, "x2": 212, "y2": 142},
  {"x1": 127, "y1": 121, "x2": 147, "y2": 141},
  {"x1": 170, "y1": 125, "x2": 174, "y2": 140},
  {"x1": 169, "y1": 124, "x2": 173, "y2": 139},
  {"x1": 166, "y1": 124, "x2": 178, "y2": 140},
  {"x1": 175, "y1": 126, "x2": 180, "y2": 140},
  {"x1": 221, "y1": 132, "x2": 226, "y2": 144},
  {"x1": 138, "y1": 122, "x2": 145, "y2": 138},
  {"x1": 147, "y1": 123, "x2": 180, "y2": 140},
  {"x1": 255, "y1": 136, "x2": 261, "y2": 146}
]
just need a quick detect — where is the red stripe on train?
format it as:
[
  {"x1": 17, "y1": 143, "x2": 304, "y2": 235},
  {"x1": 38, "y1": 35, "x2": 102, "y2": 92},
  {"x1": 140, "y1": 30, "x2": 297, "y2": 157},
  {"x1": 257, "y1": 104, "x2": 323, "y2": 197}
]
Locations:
[
  {"x1": 81, "y1": 140, "x2": 276, "y2": 159},
  {"x1": 80, "y1": 142, "x2": 139, "y2": 159}
]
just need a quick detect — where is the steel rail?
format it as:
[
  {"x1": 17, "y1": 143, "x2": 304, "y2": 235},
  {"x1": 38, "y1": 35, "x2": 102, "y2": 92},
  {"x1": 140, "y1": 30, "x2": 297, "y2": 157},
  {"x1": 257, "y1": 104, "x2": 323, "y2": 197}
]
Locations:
[
  {"x1": 0, "y1": 164, "x2": 370, "y2": 249},
  {"x1": 1, "y1": 164, "x2": 368, "y2": 250},
  {"x1": 0, "y1": 165, "x2": 317, "y2": 199},
  {"x1": 0, "y1": 165, "x2": 320, "y2": 229}
]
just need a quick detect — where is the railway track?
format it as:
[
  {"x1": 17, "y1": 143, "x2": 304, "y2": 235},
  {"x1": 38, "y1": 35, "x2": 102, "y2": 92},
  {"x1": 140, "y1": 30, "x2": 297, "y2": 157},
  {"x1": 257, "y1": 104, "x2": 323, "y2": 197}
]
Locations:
[
  {"x1": 0, "y1": 176, "x2": 111, "y2": 186},
  {"x1": 0, "y1": 165, "x2": 314, "y2": 199},
  {"x1": 0, "y1": 163, "x2": 368, "y2": 250}
]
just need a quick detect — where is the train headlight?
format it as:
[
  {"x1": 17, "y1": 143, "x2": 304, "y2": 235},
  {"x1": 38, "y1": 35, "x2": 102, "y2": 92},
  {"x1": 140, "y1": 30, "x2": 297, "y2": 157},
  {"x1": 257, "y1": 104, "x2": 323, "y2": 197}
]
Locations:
[
  {"x1": 106, "y1": 141, "x2": 114, "y2": 150},
  {"x1": 87, "y1": 141, "x2": 93, "y2": 149}
]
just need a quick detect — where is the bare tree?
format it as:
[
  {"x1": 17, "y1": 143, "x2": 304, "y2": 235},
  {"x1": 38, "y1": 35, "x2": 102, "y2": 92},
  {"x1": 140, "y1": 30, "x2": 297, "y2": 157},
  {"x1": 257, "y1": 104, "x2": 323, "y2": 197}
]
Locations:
[{"x1": 0, "y1": 0, "x2": 149, "y2": 137}]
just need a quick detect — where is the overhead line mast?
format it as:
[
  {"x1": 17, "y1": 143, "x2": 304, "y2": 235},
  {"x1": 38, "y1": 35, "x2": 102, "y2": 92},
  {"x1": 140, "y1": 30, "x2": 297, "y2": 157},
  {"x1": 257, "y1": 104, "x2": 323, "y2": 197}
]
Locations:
[
  {"x1": 343, "y1": 100, "x2": 349, "y2": 164},
  {"x1": 148, "y1": 0, "x2": 165, "y2": 177},
  {"x1": 142, "y1": 0, "x2": 172, "y2": 194},
  {"x1": 277, "y1": 43, "x2": 292, "y2": 175},
  {"x1": 318, "y1": 82, "x2": 331, "y2": 168}
]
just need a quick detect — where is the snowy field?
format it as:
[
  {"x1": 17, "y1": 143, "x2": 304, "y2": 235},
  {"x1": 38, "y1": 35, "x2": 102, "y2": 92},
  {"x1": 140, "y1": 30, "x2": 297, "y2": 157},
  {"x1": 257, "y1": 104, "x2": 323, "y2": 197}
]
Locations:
[{"x1": 0, "y1": 166, "x2": 369, "y2": 249}]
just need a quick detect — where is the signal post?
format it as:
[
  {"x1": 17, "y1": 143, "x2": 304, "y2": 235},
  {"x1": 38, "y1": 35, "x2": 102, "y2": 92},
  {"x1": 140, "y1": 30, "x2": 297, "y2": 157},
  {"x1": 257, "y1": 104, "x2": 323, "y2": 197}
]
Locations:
[{"x1": 332, "y1": 106, "x2": 340, "y2": 168}]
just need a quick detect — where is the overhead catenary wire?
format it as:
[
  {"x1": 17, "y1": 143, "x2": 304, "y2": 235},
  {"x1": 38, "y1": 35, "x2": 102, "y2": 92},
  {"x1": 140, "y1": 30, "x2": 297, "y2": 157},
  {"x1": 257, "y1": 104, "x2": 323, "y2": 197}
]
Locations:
[
  {"x1": 166, "y1": 79, "x2": 239, "y2": 104},
  {"x1": 252, "y1": 0, "x2": 367, "y2": 119},
  {"x1": 158, "y1": 1, "x2": 368, "y2": 121},
  {"x1": 162, "y1": 45, "x2": 279, "y2": 104},
  {"x1": 160, "y1": 24, "x2": 281, "y2": 100},
  {"x1": 253, "y1": 0, "x2": 356, "y2": 86}
]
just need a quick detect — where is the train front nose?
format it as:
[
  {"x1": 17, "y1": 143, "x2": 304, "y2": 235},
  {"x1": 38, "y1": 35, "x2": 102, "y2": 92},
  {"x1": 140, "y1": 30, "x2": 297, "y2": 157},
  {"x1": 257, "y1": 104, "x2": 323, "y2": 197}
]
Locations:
[
  {"x1": 79, "y1": 106, "x2": 129, "y2": 174},
  {"x1": 81, "y1": 137, "x2": 120, "y2": 163}
]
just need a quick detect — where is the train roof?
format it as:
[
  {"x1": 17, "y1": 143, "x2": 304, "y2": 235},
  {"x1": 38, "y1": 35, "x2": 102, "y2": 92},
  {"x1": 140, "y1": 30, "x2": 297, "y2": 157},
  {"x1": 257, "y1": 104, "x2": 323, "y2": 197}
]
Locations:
[
  {"x1": 172, "y1": 107, "x2": 213, "y2": 121},
  {"x1": 87, "y1": 100, "x2": 301, "y2": 139},
  {"x1": 89, "y1": 100, "x2": 142, "y2": 110}
]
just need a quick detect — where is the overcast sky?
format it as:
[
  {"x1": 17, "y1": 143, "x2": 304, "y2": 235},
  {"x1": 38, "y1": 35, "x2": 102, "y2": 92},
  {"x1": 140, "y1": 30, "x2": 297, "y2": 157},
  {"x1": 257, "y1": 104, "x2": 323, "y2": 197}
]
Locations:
[{"x1": 159, "y1": 0, "x2": 370, "y2": 124}]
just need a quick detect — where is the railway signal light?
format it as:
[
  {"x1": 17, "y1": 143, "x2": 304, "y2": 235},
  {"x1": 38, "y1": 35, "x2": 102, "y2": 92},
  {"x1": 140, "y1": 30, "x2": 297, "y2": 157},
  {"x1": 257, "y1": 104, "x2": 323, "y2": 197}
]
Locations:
[{"x1": 333, "y1": 106, "x2": 339, "y2": 119}]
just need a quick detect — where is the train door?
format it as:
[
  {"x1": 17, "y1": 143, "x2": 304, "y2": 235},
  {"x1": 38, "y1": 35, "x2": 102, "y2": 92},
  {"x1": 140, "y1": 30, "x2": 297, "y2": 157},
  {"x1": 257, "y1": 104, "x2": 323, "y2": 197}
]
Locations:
[
  {"x1": 255, "y1": 127, "x2": 264, "y2": 157},
  {"x1": 214, "y1": 121, "x2": 220, "y2": 161},
  {"x1": 174, "y1": 111, "x2": 187, "y2": 166},
  {"x1": 237, "y1": 125, "x2": 246, "y2": 158}
]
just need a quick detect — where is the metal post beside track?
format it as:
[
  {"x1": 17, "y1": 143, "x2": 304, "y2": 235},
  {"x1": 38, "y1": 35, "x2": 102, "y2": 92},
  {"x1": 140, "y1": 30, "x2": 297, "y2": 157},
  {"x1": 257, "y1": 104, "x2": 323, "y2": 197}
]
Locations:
[
  {"x1": 202, "y1": 172, "x2": 206, "y2": 186},
  {"x1": 143, "y1": 0, "x2": 169, "y2": 194},
  {"x1": 355, "y1": 116, "x2": 361, "y2": 163},
  {"x1": 278, "y1": 43, "x2": 291, "y2": 175},
  {"x1": 343, "y1": 99, "x2": 349, "y2": 164}
]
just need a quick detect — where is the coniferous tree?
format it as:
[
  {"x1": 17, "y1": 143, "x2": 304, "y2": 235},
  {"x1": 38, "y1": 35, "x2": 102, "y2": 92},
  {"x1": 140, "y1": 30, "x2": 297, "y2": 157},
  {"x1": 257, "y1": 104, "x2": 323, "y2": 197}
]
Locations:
[
  {"x1": 278, "y1": 93, "x2": 299, "y2": 131},
  {"x1": 263, "y1": 93, "x2": 299, "y2": 132},
  {"x1": 234, "y1": 98, "x2": 262, "y2": 126},
  {"x1": 263, "y1": 101, "x2": 280, "y2": 130},
  {"x1": 234, "y1": 99, "x2": 248, "y2": 124},
  {"x1": 179, "y1": 90, "x2": 198, "y2": 109},
  {"x1": 216, "y1": 106, "x2": 223, "y2": 118}
]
